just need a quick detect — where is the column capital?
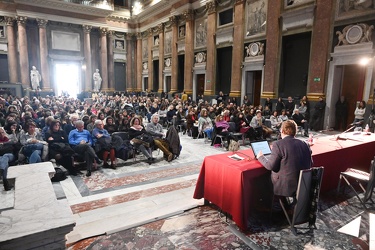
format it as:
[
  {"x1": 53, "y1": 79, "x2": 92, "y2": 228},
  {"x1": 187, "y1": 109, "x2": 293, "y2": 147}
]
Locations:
[
  {"x1": 82, "y1": 25, "x2": 92, "y2": 33},
  {"x1": 36, "y1": 19, "x2": 48, "y2": 28},
  {"x1": 126, "y1": 33, "x2": 135, "y2": 40},
  {"x1": 147, "y1": 28, "x2": 153, "y2": 37},
  {"x1": 107, "y1": 30, "x2": 115, "y2": 37},
  {"x1": 16, "y1": 16, "x2": 28, "y2": 26},
  {"x1": 235, "y1": 0, "x2": 245, "y2": 5},
  {"x1": 155, "y1": 23, "x2": 164, "y2": 34},
  {"x1": 169, "y1": 15, "x2": 179, "y2": 26},
  {"x1": 206, "y1": 1, "x2": 217, "y2": 14},
  {"x1": 100, "y1": 27, "x2": 109, "y2": 36},
  {"x1": 136, "y1": 32, "x2": 142, "y2": 39},
  {"x1": 181, "y1": 9, "x2": 194, "y2": 21},
  {"x1": 4, "y1": 16, "x2": 15, "y2": 26}
]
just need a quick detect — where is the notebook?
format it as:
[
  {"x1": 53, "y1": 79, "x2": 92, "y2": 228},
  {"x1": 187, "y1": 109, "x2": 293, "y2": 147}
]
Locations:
[{"x1": 250, "y1": 140, "x2": 272, "y2": 160}]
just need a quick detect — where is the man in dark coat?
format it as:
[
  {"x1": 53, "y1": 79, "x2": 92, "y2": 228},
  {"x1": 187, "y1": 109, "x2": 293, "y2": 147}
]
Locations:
[
  {"x1": 256, "y1": 120, "x2": 313, "y2": 197},
  {"x1": 335, "y1": 96, "x2": 348, "y2": 131}
]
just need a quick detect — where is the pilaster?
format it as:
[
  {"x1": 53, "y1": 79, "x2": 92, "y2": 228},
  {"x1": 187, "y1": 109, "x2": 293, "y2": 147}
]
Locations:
[
  {"x1": 83, "y1": 25, "x2": 92, "y2": 92},
  {"x1": 205, "y1": 1, "x2": 217, "y2": 96},
  {"x1": 100, "y1": 27, "x2": 109, "y2": 91},
  {"x1": 16, "y1": 16, "x2": 30, "y2": 89},
  {"x1": 37, "y1": 19, "x2": 50, "y2": 90},
  {"x1": 5, "y1": 17, "x2": 18, "y2": 83}
]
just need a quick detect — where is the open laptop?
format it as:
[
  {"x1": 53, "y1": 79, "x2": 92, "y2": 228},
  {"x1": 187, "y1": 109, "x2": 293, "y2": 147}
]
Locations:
[{"x1": 250, "y1": 140, "x2": 272, "y2": 160}]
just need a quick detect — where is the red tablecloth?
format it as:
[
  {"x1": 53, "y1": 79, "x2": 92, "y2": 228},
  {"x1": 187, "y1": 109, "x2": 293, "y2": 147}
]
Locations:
[{"x1": 193, "y1": 133, "x2": 375, "y2": 231}]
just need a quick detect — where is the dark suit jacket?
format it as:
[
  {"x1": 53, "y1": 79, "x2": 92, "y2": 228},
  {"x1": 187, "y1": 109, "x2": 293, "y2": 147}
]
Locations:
[{"x1": 258, "y1": 135, "x2": 313, "y2": 197}]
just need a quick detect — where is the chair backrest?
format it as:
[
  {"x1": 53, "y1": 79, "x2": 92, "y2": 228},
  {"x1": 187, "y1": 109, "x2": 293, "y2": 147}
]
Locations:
[
  {"x1": 292, "y1": 166, "x2": 324, "y2": 225},
  {"x1": 364, "y1": 157, "x2": 375, "y2": 202},
  {"x1": 112, "y1": 131, "x2": 129, "y2": 141}
]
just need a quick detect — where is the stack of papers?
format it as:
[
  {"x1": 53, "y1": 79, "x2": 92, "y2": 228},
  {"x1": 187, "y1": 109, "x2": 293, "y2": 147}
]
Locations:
[{"x1": 228, "y1": 154, "x2": 244, "y2": 161}]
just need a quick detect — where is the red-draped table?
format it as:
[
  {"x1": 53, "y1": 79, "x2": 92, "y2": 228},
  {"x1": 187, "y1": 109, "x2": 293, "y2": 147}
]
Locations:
[{"x1": 193, "y1": 132, "x2": 375, "y2": 231}]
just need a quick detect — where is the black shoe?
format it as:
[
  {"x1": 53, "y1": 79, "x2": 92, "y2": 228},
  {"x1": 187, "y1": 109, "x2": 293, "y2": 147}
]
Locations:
[
  {"x1": 95, "y1": 157, "x2": 102, "y2": 165},
  {"x1": 86, "y1": 170, "x2": 91, "y2": 177},
  {"x1": 146, "y1": 157, "x2": 155, "y2": 164},
  {"x1": 304, "y1": 132, "x2": 309, "y2": 137},
  {"x1": 110, "y1": 164, "x2": 117, "y2": 170},
  {"x1": 183, "y1": 130, "x2": 186, "y2": 135},
  {"x1": 103, "y1": 162, "x2": 110, "y2": 168},
  {"x1": 3, "y1": 179, "x2": 12, "y2": 191}
]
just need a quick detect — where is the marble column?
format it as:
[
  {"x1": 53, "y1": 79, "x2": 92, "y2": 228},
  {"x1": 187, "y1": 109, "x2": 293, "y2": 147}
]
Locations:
[
  {"x1": 5, "y1": 17, "x2": 18, "y2": 83},
  {"x1": 36, "y1": 19, "x2": 50, "y2": 90},
  {"x1": 107, "y1": 31, "x2": 115, "y2": 91},
  {"x1": 126, "y1": 34, "x2": 133, "y2": 92},
  {"x1": 262, "y1": 1, "x2": 282, "y2": 99},
  {"x1": 136, "y1": 33, "x2": 142, "y2": 92},
  {"x1": 157, "y1": 24, "x2": 164, "y2": 93},
  {"x1": 83, "y1": 25, "x2": 92, "y2": 92},
  {"x1": 183, "y1": 10, "x2": 194, "y2": 95},
  {"x1": 230, "y1": 0, "x2": 245, "y2": 98},
  {"x1": 100, "y1": 27, "x2": 109, "y2": 91},
  {"x1": 205, "y1": 1, "x2": 217, "y2": 96},
  {"x1": 147, "y1": 29, "x2": 153, "y2": 92},
  {"x1": 308, "y1": 0, "x2": 335, "y2": 100},
  {"x1": 170, "y1": 16, "x2": 178, "y2": 93},
  {"x1": 17, "y1": 16, "x2": 30, "y2": 89}
]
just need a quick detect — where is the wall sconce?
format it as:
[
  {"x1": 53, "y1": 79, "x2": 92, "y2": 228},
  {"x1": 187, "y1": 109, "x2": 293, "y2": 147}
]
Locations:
[
  {"x1": 328, "y1": 57, "x2": 333, "y2": 62},
  {"x1": 240, "y1": 65, "x2": 244, "y2": 69}
]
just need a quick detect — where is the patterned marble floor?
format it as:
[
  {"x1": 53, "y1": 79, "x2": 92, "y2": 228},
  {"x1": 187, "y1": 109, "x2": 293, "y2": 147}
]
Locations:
[{"x1": 1, "y1": 129, "x2": 372, "y2": 249}]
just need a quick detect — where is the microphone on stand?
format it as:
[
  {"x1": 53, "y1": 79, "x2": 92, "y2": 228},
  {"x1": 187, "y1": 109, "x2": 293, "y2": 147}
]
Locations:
[{"x1": 335, "y1": 123, "x2": 357, "y2": 140}]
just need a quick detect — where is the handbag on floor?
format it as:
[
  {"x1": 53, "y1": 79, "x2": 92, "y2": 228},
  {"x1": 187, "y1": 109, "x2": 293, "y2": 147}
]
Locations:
[{"x1": 228, "y1": 139, "x2": 240, "y2": 152}]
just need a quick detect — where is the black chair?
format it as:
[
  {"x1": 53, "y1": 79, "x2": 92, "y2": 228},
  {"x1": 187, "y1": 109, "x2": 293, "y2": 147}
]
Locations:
[
  {"x1": 277, "y1": 166, "x2": 324, "y2": 235},
  {"x1": 337, "y1": 157, "x2": 375, "y2": 209}
]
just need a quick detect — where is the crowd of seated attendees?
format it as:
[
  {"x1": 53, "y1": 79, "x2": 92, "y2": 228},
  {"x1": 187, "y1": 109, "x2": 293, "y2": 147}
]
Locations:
[{"x1": 0, "y1": 91, "x2": 316, "y2": 191}]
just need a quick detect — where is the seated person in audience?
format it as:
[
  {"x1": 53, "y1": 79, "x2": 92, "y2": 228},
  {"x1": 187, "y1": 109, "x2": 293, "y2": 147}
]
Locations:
[
  {"x1": 292, "y1": 109, "x2": 309, "y2": 137},
  {"x1": 262, "y1": 105, "x2": 271, "y2": 119},
  {"x1": 222, "y1": 109, "x2": 231, "y2": 122},
  {"x1": 186, "y1": 108, "x2": 198, "y2": 137},
  {"x1": 166, "y1": 104, "x2": 177, "y2": 125},
  {"x1": 198, "y1": 108, "x2": 214, "y2": 139},
  {"x1": 128, "y1": 116, "x2": 155, "y2": 164},
  {"x1": 4, "y1": 121, "x2": 21, "y2": 143},
  {"x1": 86, "y1": 114, "x2": 98, "y2": 133},
  {"x1": 45, "y1": 120, "x2": 80, "y2": 176},
  {"x1": 0, "y1": 127, "x2": 16, "y2": 191},
  {"x1": 279, "y1": 109, "x2": 289, "y2": 122},
  {"x1": 214, "y1": 115, "x2": 237, "y2": 149},
  {"x1": 158, "y1": 104, "x2": 168, "y2": 127},
  {"x1": 64, "y1": 114, "x2": 79, "y2": 135},
  {"x1": 175, "y1": 106, "x2": 187, "y2": 134},
  {"x1": 270, "y1": 110, "x2": 283, "y2": 130},
  {"x1": 69, "y1": 120, "x2": 101, "y2": 177},
  {"x1": 256, "y1": 120, "x2": 313, "y2": 202},
  {"x1": 146, "y1": 114, "x2": 174, "y2": 162},
  {"x1": 250, "y1": 110, "x2": 265, "y2": 140},
  {"x1": 92, "y1": 120, "x2": 116, "y2": 169},
  {"x1": 104, "y1": 116, "x2": 118, "y2": 134},
  {"x1": 232, "y1": 112, "x2": 256, "y2": 140},
  {"x1": 118, "y1": 117, "x2": 130, "y2": 132},
  {"x1": 20, "y1": 121, "x2": 46, "y2": 164},
  {"x1": 41, "y1": 116, "x2": 55, "y2": 140}
]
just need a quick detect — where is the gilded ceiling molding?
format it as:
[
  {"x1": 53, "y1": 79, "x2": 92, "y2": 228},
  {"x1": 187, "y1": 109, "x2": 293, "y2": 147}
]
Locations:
[
  {"x1": 4, "y1": 17, "x2": 15, "y2": 26},
  {"x1": 206, "y1": 1, "x2": 217, "y2": 14},
  {"x1": 82, "y1": 25, "x2": 92, "y2": 33},
  {"x1": 16, "y1": 16, "x2": 28, "y2": 26},
  {"x1": 36, "y1": 19, "x2": 48, "y2": 28}
]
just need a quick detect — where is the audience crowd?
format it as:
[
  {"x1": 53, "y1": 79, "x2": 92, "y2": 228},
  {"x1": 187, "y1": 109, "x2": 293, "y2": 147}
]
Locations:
[{"x1": 0, "y1": 91, "x2": 319, "y2": 191}]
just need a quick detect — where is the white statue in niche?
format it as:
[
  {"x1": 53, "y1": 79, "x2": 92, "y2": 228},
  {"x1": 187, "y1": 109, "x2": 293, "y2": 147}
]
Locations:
[
  {"x1": 30, "y1": 66, "x2": 41, "y2": 90},
  {"x1": 93, "y1": 69, "x2": 102, "y2": 92}
]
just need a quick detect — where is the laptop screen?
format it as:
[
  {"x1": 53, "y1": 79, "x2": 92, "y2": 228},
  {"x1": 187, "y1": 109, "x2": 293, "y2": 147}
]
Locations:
[{"x1": 251, "y1": 141, "x2": 272, "y2": 158}]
